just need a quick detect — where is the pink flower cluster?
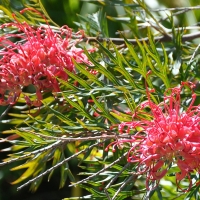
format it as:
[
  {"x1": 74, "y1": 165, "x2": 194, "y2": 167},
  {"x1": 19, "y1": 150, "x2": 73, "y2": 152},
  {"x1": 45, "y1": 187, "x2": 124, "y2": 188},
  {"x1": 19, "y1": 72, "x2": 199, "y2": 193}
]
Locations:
[
  {"x1": 0, "y1": 9, "x2": 90, "y2": 106},
  {"x1": 106, "y1": 82, "x2": 200, "y2": 191}
]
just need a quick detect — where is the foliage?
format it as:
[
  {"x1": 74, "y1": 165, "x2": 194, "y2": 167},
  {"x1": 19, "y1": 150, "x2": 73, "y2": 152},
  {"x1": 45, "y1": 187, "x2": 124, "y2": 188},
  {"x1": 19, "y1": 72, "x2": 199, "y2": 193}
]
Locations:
[{"x1": 0, "y1": 0, "x2": 200, "y2": 199}]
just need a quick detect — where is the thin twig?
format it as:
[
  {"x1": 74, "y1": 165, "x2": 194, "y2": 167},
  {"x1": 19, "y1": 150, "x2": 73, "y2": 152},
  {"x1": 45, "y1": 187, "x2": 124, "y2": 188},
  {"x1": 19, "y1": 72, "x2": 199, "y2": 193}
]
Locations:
[
  {"x1": 149, "y1": 5, "x2": 200, "y2": 12},
  {"x1": 0, "y1": 105, "x2": 13, "y2": 121},
  {"x1": 84, "y1": 31, "x2": 200, "y2": 45},
  {"x1": 159, "y1": 7, "x2": 200, "y2": 23},
  {"x1": 0, "y1": 140, "x2": 65, "y2": 166},
  {"x1": 20, "y1": 129, "x2": 131, "y2": 142},
  {"x1": 80, "y1": 2, "x2": 200, "y2": 13},
  {"x1": 17, "y1": 142, "x2": 101, "y2": 191},
  {"x1": 188, "y1": 43, "x2": 200, "y2": 65},
  {"x1": 104, "y1": 162, "x2": 131, "y2": 200},
  {"x1": 112, "y1": 173, "x2": 136, "y2": 200},
  {"x1": 69, "y1": 151, "x2": 128, "y2": 187}
]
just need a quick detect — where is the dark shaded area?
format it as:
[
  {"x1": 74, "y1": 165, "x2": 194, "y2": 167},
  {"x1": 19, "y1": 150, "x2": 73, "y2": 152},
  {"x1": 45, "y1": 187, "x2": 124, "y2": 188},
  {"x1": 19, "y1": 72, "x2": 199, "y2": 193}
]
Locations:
[
  {"x1": 41, "y1": 0, "x2": 81, "y2": 29},
  {"x1": 0, "y1": 173, "x2": 76, "y2": 200}
]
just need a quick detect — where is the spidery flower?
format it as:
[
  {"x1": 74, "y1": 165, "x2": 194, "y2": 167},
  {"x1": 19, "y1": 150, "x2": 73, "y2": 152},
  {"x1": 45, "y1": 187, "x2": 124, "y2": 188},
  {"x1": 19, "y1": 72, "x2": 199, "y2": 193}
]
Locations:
[
  {"x1": 0, "y1": 8, "x2": 91, "y2": 106},
  {"x1": 106, "y1": 81, "x2": 200, "y2": 191}
]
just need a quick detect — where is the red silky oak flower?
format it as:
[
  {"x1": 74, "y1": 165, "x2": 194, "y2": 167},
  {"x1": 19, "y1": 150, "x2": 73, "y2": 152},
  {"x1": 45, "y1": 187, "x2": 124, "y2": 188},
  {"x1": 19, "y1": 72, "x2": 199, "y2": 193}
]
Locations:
[
  {"x1": 0, "y1": 8, "x2": 90, "y2": 106},
  {"x1": 106, "y1": 81, "x2": 200, "y2": 191}
]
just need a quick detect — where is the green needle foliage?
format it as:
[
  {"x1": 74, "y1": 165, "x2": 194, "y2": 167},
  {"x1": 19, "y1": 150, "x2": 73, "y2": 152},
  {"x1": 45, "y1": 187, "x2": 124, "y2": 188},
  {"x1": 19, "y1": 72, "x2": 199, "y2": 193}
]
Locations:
[{"x1": 0, "y1": 0, "x2": 200, "y2": 199}]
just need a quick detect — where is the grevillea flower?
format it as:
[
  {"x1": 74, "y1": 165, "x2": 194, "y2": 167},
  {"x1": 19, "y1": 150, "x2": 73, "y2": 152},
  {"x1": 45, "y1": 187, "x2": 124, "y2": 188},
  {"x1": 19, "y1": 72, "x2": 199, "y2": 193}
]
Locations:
[
  {"x1": 0, "y1": 8, "x2": 91, "y2": 106},
  {"x1": 106, "y1": 81, "x2": 200, "y2": 191}
]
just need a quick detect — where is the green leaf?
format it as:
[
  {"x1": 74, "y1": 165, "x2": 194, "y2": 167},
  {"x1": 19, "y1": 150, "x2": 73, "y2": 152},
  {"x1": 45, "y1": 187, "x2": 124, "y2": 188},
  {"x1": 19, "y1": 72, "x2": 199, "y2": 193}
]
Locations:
[
  {"x1": 85, "y1": 50, "x2": 120, "y2": 85},
  {"x1": 91, "y1": 94, "x2": 117, "y2": 124},
  {"x1": 64, "y1": 69, "x2": 92, "y2": 90},
  {"x1": 62, "y1": 95, "x2": 94, "y2": 120},
  {"x1": 43, "y1": 104, "x2": 76, "y2": 127}
]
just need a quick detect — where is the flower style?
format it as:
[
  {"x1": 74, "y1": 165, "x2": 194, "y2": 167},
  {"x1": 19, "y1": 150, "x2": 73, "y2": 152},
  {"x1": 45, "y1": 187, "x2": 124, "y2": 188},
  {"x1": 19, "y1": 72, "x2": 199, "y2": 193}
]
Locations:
[
  {"x1": 106, "y1": 81, "x2": 200, "y2": 191},
  {"x1": 0, "y1": 8, "x2": 91, "y2": 106}
]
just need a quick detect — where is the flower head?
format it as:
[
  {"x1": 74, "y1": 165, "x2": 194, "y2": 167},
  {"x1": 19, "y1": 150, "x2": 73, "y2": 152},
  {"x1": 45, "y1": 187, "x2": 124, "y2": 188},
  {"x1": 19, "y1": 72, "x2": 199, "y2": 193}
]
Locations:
[
  {"x1": 106, "y1": 81, "x2": 200, "y2": 191},
  {"x1": 0, "y1": 8, "x2": 90, "y2": 106}
]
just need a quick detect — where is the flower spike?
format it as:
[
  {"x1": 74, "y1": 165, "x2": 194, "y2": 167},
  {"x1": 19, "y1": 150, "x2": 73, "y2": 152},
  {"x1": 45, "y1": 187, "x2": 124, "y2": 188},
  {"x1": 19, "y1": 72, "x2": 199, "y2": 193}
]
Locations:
[
  {"x1": 106, "y1": 81, "x2": 200, "y2": 191},
  {"x1": 0, "y1": 8, "x2": 91, "y2": 106}
]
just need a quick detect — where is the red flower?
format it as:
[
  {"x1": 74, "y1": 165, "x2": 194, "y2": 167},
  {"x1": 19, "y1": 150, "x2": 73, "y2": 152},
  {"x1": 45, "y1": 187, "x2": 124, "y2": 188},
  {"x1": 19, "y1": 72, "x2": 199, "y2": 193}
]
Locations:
[
  {"x1": 0, "y1": 8, "x2": 90, "y2": 106},
  {"x1": 106, "y1": 81, "x2": 200, "y2": 191}
]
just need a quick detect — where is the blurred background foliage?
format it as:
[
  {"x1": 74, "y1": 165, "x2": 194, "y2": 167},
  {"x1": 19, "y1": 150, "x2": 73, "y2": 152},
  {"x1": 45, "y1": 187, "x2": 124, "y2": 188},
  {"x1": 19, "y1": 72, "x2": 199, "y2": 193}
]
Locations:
[{"x1": 0, "y1": 0, "x2": 200, "y2": 199}]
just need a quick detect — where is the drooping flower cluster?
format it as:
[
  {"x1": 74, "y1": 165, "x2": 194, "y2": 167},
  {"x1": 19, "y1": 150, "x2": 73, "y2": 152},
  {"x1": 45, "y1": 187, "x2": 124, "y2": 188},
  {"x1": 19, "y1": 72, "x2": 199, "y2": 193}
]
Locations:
[
  {"x1": 0, "y1": 8, "x2": 91, "y2": 106},
  {"x1": 106, "y1": 81, "x2": 200, "y2": 190}
]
